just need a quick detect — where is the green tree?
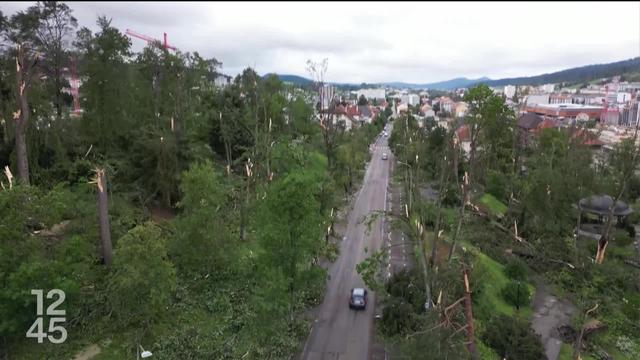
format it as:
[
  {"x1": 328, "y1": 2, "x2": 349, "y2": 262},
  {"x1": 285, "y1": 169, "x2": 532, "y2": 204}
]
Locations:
[
  {"x1": 171, "y1": 161, "x2": 233, "y2": 274},
  {"x1": 75, "y1": 16, "x2": 132, "y2": 156},
  {"x1": 255, "y1": 170, "x2": 322, "y2": 327},
  {"x1": 107, "y1": 223, "x2": 176, "y2": 329},
  {"x1": 30, "y1": 1, "x2": 78, "y2": 119},
  {"x1": 483, "y1": 314, "x2": 544, "y2": 360}
]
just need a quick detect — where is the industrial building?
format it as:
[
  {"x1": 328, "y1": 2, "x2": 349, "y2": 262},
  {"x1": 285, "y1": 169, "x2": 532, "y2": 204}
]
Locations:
[{"x1": 523, "y1": 103, "x2": 602, "y2": 122}]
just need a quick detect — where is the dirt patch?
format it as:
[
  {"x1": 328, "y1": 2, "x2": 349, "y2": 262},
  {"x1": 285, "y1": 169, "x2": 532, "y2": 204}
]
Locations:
[{"x1": 73, "y1": 344, "x2": 101, "y2": 360}]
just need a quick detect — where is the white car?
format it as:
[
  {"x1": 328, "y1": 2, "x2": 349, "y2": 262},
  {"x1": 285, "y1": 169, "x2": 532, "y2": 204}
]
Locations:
[{"x1": 382, "y1": 153, "x2": 388, "y2": 160}]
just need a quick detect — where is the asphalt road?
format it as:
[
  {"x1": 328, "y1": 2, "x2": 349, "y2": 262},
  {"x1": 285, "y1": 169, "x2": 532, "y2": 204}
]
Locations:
[{"x1": 301, "y1": 125, "x2": 392, "y2": 360}]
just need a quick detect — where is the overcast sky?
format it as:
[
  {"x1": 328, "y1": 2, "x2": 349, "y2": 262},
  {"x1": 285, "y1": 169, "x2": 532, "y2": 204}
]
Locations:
[{"x1": 2, "y1": 1, "x2": 639, "y2": 83}]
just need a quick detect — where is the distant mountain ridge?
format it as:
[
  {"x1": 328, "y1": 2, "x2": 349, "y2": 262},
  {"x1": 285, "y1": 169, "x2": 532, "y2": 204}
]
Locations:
[
  {"x1": 263, "y1": 57, "x2": 640, "y2": 90},
  {"x1": 472, "y1": 57, "x2": 640, "y2": 88}
]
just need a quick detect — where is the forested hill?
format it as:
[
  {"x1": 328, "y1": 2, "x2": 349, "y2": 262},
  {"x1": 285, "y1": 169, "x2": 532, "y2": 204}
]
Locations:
[
  {"x1": 473, "y1": 57, "x2": 640, "y2": 87},
  {"x1": 268, "y1": 57, "x2": 640, "y2": 90}
]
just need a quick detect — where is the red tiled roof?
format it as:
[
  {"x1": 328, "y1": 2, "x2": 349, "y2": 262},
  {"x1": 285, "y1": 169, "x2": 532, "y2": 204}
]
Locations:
[
  {"x1": 538, "y1": 119, "x2": 557, "y2": 129},
  {"x1": 346, "y1": 105, "x2": 359, "y2": 117},
  {"x1": 570, "y1": 128, "x2": 604, "y2": 147},
  {"x1": 455, "y1": 125, "x2": 470, "y2": 142}
]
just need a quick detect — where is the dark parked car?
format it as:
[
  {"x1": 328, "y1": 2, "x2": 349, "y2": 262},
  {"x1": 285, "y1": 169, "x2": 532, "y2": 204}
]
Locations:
[{"x1": 349, "y1": 288, "x2": 368, "y2": 310}]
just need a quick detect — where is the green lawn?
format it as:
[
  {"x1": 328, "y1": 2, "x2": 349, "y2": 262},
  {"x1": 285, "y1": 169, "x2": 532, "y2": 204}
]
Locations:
[
  {"x1": 478, "y1": 193, "x2": 507, "y2": 217},
  {"x1": 473, "y1": 249, "x2": 534, "y2": 318}
]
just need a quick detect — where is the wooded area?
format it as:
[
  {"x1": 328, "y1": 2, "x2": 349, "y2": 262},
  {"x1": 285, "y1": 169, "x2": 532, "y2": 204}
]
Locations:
[
  {"x1": 377, "y1": 82, "x2": 640, "y2": 359},
  {"x1": 0, "y1": 3, "x2": 387, "y2": 358}
]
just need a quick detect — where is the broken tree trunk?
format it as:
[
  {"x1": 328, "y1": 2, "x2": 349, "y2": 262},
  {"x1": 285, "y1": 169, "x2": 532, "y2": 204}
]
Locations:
[
  {"x1": 14, "y1": 45, "x2": 37, "y2": 186},
  {"x1": 597, "y1": 109, "x2": 640, "y2": 264},
  {"x1": 432, "y1": 138, "x2": 452, "y2": 267},
  {"x1": 95, "y1": 169, "x2": 113, "y2": 267},
  {"x1": 462, "y1": 267, "x2": 479, "y2": 360},
  {"x1": 448, "y1": 171, "x2": 469, "y2": 262}
]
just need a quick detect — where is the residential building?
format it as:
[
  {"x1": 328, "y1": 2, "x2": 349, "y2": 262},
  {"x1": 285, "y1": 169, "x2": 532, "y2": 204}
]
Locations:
[
  {"x1": 454, "y1": 125, "x2": 472, "y2": 155},
  {"x1": 504, "y1": 85, "x2": 516, "y2": 99},
  {"x1": 455, "y1": 102, "x2": 469, "y2": 118},
  {"x1": 540, "y1": 84, "x2": 555, "y2": 93},
  {"x1": 523, "y1": 103, "x2": 603, "y2": 122},
  {"x1": 357, "y1": 88, "x2": 386, "y2": 100},
  {"x1": 400, "y1": 94, "x2": 420, "y2": 106},
  {"x1": 319, "y1": 84, "x2": 335, "y2": 111},
  {"x1": 420, "y1": 104, "x2": 436, "y2": 118},
  {"x1": 439, "y1": 97, "x2": 456, "y2": 114},
  {"x1": 214, "y1": 74, "x2": 232, "y2": 88},
  {"x1": 516, "y1": 113, "x2": 543, "y2": 148}
]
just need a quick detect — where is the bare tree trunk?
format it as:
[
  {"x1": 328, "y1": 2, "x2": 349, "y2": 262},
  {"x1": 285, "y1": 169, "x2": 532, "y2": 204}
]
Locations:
[
  {"x1": 462, "y1": 267, "x2": 479, "y2": 360},
  {"x1": 418, "y1": 229, "x2": 433, "y2": 309},
  {"x1": 449, "y1": 129, "x2": 477, "y2": 262},
  {"x1": 432, "y1": 140, "x2": 452, "y2": 267},
  {"x1": 96, "y1": 169, "x2": 113, "y2": 267},
  {"x1": 14, "y1": 46, "x2": 34, "y2": 186}
]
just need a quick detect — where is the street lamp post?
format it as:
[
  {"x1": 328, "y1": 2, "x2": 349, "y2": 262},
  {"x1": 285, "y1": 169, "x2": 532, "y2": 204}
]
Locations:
[{"x1": 137, "y1": 345, "x2": 153, "y2": 359}]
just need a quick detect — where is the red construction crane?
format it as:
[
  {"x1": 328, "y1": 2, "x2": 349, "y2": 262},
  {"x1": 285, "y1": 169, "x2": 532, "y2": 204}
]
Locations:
[{"x1": 125, "y1": 29, "x2": 177, "y2": 51}]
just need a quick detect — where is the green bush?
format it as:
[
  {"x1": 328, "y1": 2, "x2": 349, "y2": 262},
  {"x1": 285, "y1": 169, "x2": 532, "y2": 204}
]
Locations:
[
  {"x1": 504, "y1": 258, "x2": 528, "y2": 281},
  {"x1": 622, "y1": 292, "x2": 640, "y2": 325},
  {"x1": 486, "y1": 170, "x2": 507, "y2": 202},
  {"x1": 501, "y1": 280, "x2": 531, "y2": 308},
  {"x1": 613, "y1": 230, "x2": 634, "y2": 247},
  {"x1": 482, "y1": 314, "x2": 545, "y2": 360},
  {"x1": 381, "y1": 298, "x2": 419, "y2": 336}
]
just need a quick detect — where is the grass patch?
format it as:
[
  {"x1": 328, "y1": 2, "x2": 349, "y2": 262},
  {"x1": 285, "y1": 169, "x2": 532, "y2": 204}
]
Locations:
[
  {"x1": 478, "y1": 193, "x2": 507, "y2": 217},
  {"x1": 558, "y1": 343, "x2": 575, "y2": 360},
  {"x1": 463, "y1": 244, "x2": 533, "y2": 319}
]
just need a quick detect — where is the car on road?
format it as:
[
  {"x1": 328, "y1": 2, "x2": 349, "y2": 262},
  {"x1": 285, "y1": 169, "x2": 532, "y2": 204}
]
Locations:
[
  {"x1": 349, "y1": 288, "x2": 368, "y2": 310},
  {"x1": 382, "y1": 153, "x2": 388, "y2": 160}
]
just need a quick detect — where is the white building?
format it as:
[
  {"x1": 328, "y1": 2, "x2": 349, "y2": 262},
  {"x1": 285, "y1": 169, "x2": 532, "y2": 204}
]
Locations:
[
  {"x1": 356, "y1": 88, "x2": 386, "y2": 100},
  {"x1": 504, "y1": 85, "x2": 516, "y2": 99},
  {"x1": 524, "y1": 94, "x2": 550, "y2": 105},
  {"x1": 214, "y1": 74, "x2": 232, "y2": 88},
  {"x1": 400, "y1": 94, "x2": 420, "y2": 106},
  {"x1": 319, "y1": 84, "x2": 335, "y2": 110},
  {"x1": 617, "y1": 92, "x2": 634, "y2": 103},
  {"x1": 540, "y1": 84, "x2": 555, "y2": 93}
]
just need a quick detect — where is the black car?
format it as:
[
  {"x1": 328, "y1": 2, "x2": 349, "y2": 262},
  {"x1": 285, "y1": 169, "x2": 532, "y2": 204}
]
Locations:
[{"x1": 349, "y1": 288, "x2": 368, "y2": 310}]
